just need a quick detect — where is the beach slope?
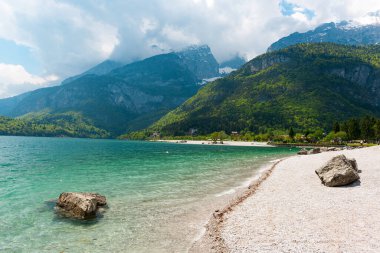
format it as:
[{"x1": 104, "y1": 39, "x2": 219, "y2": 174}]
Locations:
[{"x1": 193, "y1": 146, "x2": 380, "y2": 253}]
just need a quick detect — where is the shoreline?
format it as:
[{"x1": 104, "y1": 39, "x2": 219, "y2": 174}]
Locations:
[
  {"x1": 184, "y1": 154, "x2": 294, "y2": 253},
  {"x1": 189, "y1": 157, "x2": 288, "y2": 252},
  {"x1": 154, "y1": 140, "x2": 275, "y2": 147},
  {"x1": 190, "y1": 145, "x2": 380, "y2": 252}
]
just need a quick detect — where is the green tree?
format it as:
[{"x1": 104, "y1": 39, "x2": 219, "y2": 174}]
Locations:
[
  {"x1": 218, "y1": 131, "x2": 229, "y2": 144},
  {"x1": 312, "y1": 129, "x2": 324, "y2": 141},
  {"x1": 324, "y1": 131, "x2": 335, "y2": 142},
  {"x1": 335, "y1": 131, "x2": 348, "y2": 141},
  {"x1": 360, "y1": 116, "x2": 375, "y2": 140},
  {"x1": 294, "y1": 133, "x2": 304, "y2": 142},
  {"x1": 340, "y1": 122, "x2": 349, "y2": 133},
  {"x1": 210, "y1": 132, "x2": 219, "y2": 143},
  {"x1": 333, "y1": 122, "x2": 340, "y2": 133},
  {"x1": 324, "y1": 131, "x2": 348, "y2": 143},
  {"x1": 288, "y1": 127, "x2": 295, "y2": 140},
  {"x1": 374, "y1": 119, "x2": 380, "y2": 141},
  {"x1": 347, "y1": 119, "x2": 361, "y2": 140},
  {"x1": 242, "y1": 131, "x2": 254, "y2": 141}
]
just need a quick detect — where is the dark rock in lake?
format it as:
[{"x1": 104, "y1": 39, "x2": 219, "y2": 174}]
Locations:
[
  {"x1": 56, "y1": 192, "x2": 107, "y2": 219},
  {"x1": 315, "y1": 155, "x2": 360, "y2": 187}
]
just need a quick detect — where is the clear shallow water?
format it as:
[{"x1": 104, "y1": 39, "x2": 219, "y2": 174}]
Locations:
[{"x1": 0, "y1": 136, "x2": 296, "y2": 252}]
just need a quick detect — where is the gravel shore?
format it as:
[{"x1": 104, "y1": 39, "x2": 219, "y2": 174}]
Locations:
[
  {"x1": 156, "y1": 140, "x2": 274, "y2": 147},
  {"x1": 192, "y1": 146, "x2": 380, "y2": 253}
]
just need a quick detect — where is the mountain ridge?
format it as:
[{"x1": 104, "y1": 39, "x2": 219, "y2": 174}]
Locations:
[
  {"x1": 150, "y1": 43, "x2": 380, "y2": 136},
  {"x1": 61, "y1": 60, "x2": 124, "y2": 85},
  {"x1": 268, "y1": 18, "x2": 380, "y2": 52},
  {"x1": 0, "y1": 45, "x2": 222, "y2": 136}
]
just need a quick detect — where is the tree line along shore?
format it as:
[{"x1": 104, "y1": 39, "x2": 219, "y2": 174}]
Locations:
[
  {"x1": 1, "y1": 113, "x2": 380, "y2": 146},
  {"x1": 121, "y1": 116, "x2": 380, "y2": 146}
]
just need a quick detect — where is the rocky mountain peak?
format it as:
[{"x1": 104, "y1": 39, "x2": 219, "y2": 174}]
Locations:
[
  {"x1": 175, "y1": 45, "x2": 219, "y2": 79},
  {"x1": 177, "y1": 44, "x2": 212, "y2": 54},
  {"x1": 268, "y1": 12, "x2": 380, "y2": 52}
]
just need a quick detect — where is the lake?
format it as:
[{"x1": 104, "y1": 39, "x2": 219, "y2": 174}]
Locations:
[{"x1": 0, "y1": 136, "x2": 296, "y2": 252}]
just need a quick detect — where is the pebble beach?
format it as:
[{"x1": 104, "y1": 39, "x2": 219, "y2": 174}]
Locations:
[{"x1": 192, "y1": 145, "x2": 380, "y2": 253}]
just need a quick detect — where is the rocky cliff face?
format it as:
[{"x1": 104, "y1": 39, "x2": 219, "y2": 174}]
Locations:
[
  {"x1": 328, "y1": 64, "x2": 380, "y2": 107},
  {"x1": 176, "y1": 45, "x2": 219, "y2": 79},
  {"x1": 330, "y1": 65, "x2": 373, "y2": 87},
  {"x1": 268, "y1": 19, "x2": 380, "y2": 52},
  {"x1": 245, "y1": 54, "x2": 289, "y2": 74}
]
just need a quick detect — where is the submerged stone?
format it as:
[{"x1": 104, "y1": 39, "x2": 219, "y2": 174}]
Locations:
[{"x1": 55, "y1": 192, "x2": 107, "y2": 219}]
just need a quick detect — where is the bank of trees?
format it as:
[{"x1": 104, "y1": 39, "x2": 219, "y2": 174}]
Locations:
[
  {"x1": 0, "y1": 114, "x2": 110, "y2": 139},
  {"x1": 205, "y1": 116, "x2": 380, "y2": 144},
  {"x1": 327, "y1": 116, "x2": 380, "y2": 142},
  {"x1": 121, "y1": 115, "x2": 380, "y2": 144}
]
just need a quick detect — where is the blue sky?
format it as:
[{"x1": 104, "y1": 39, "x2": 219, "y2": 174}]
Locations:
[
  {"x1": 0, "y1": 0, "x2": 379, "y2": 98},
  {"x1": 0, "y1": 39, "x2": 43, "y2": 75},
  {"x1": 280, "y1": 0, "x2": 315, "y2": 20}
]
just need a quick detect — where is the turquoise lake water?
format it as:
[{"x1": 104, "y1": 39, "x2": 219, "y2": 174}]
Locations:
[{"x1": 0, "y1": 136, "x2": 296, "y2": 252}]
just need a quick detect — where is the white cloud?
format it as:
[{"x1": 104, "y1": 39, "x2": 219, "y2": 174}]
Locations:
[
  {"x1": 140, "y1": 18, "x2": 158, "y2": 34},
  {"x1": 161, "y1": 25, "x2": 200, "y2": 45},
  {"x1": 1, "y1": 0, "x2": 380, "y2": 98},
  {"x1": 0, "y1": 63, "x2": 58, "y2": 98},
  {"x1": 291, "y1": 12, "x2": 309, "y2": 22},
  {"x1": 289, "y1": 0, "x2": 380, "y2": 24},
  {"x1": 353, "y1": 11, "x2": 380, "y2": 25},
  {"x1": 0, "y1": 0, "x2": 119, "y2": 78}
]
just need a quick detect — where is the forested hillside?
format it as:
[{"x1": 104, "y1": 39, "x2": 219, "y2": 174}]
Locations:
[{"x1": 150, "y1": 43, "x2": 380, "y2": 136}]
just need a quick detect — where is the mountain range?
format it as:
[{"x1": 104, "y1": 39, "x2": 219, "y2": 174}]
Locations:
[
  {"x1": 151, "y1": 43, "x2": 380, "y2": 135},
  {"x1": 2, "y1": 17, "x2": 380, "y2": 138},
  {"x1": 268, "y1": 15, "x2": 380, "y2": 52},
  {"x1": 0, "y1": 45, "x2": 225, "y2": 136},
  {"x1": 61, "y1": 60, "x2": 123, "y2": 85}
]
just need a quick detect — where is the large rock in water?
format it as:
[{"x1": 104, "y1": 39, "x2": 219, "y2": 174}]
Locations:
[
  {"x1": 315, "y1": 155, "x2": 360, "y2": 187},
  {"x1": 56, "y1": 192, "x2": 107, "y2": 219}
]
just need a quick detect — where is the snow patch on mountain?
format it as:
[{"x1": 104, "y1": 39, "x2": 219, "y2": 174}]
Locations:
[
  {"x1": 268, "y1": 10, "x2": 380, "y2": 52},
  {"x1": 219, "y1": 67, "x2": 236, "y2": 75}
]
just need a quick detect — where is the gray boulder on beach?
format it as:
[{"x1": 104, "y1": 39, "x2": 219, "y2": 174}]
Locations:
[
  {"x1": 315, "y1": 155, "x2": 360, "y2": 187},
  {"x1": 297, "y1": 148, "x2": 308, "y2": 155},
  {"x1": 308, "y1": 148, "x2": 321, "y2": 155},
  {"x1": 56, "y1": 192, "x2": 107, "y2": 219}
]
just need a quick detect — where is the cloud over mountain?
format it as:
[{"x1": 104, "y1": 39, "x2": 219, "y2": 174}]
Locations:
[{"x1": 1, "y1": 0, "x2": 380, "y2": 98}]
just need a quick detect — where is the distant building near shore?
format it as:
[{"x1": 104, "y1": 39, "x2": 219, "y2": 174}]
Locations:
[{"x1": 231, "y1": 131, "x2": 239, "y2": 136}]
